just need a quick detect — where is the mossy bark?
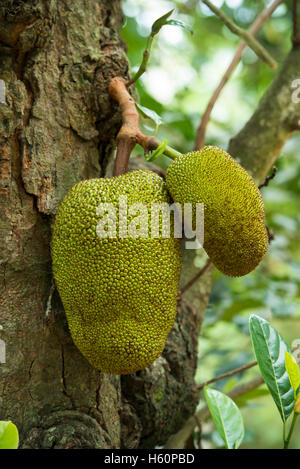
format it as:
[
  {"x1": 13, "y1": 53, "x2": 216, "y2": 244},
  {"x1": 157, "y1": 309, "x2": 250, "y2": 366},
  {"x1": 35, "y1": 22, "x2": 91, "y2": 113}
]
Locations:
[{"x1": 0, "y1": 0, "x2": 126, "y2": 449}]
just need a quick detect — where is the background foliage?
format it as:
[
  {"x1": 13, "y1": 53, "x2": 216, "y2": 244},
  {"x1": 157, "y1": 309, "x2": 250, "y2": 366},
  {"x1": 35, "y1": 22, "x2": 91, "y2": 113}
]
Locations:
[{"x1": 122, "y1": 0, "x2": 300, "y2": 449}]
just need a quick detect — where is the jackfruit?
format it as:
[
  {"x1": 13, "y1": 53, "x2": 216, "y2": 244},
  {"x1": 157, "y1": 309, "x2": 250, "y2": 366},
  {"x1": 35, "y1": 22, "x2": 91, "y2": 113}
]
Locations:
[
  {"x1": 52, "y1": 170, "x2": 181, "y2": 374},
  {"x1": 166, "y1": 145, "x2": 268, "y2": 277}
]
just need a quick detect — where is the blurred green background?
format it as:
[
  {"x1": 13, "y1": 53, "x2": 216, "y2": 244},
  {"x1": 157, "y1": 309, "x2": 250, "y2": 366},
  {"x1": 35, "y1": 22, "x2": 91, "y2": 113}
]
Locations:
[{"x1": 121, "y1": 0, "x2": 300, "y2": 449}]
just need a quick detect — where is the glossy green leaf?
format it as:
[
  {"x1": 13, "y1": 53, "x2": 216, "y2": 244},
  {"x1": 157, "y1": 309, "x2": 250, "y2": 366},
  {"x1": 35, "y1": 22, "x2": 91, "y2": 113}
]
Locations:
[
  {"x1": 285, "y1": 351, "x2": 300, "y2": 397},
  {"x1": 151, "y1": 10, "x2": 174, "y2": 35},
  {"x1": 145, "y1": 140, "x2": 167, "y2": 162},
  {"x1": 249, "y1": 315, "x2": 295, "y2": 422},
  {"x1": 165, "y1": 19, "x2": 193, "y2": 34},
  {"x1": 135, "y1": 103, "x2": 163, "y2": 126},
  {"x1": 0, "y1": 421, "x2": 19, "y2": 449},
  {"x1": 204, "y1": 387, "x2": 245, "y2": 449}
]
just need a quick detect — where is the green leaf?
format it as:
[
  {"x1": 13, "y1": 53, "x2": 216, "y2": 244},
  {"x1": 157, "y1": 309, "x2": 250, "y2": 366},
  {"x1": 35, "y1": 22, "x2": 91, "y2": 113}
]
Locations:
[
  {"x1": 135, "y1": 103, "x2": 163, "y2": 126},
  {"x1": 221, "y1": 299, "x2": 263, "y2": 322},
  {"x1": 0, "y1": 421, "x2": 19, "y2": 449},
  {"x1": 165, "y1": 19, "x2": 194, "y2": 34},
  {"x1": 222, "y1": 377, "x2": 238, "y2": 393},
  {"x1": 204, "y1": 387, "x2": 245, "y2": 449},
  {"x1": 145, "y1": 140, "x2": 167, "y2": 162},
  {"x1": 249, "y1": 315, "x2": 295, "y2": 422},
  {"x1": 285, "y1": 351, "x2": 300, "y2": 397},
  {"x1": 151, "y1": 10, "x2": 174, "y2": 35},
  {"x1": 235, "y1": 387, "x2": 270, "y2": 408}
]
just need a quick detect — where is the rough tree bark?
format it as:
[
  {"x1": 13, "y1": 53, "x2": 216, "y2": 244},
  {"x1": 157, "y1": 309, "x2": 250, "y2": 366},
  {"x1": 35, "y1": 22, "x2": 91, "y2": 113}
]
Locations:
[
  {"x1": 0, "y1": 0, "x2": 127, "y2": 449},
  {"x1": 0, "y1": 0, "x2": 299, "y2": 450}
]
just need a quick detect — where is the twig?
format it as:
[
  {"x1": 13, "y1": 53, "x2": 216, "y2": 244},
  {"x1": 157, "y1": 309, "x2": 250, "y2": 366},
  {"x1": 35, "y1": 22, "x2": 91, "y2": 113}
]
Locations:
[
  {"x1": 292, "y1": 0, "x2": 300, "y2": 46},
  {"x1": 195, "y1": 0, "x2": 283, "y2": 150},
  {"x1": 126, "y1": 9, "x2": 183, "y2": 87},
  {"x1": 179, "y1": 259, "x2": 212, "y2": 295},
  {"x1": 258, "y1": 166, "x2": 277, "y2": 189},
  {"x1": 108, "y1": 77, "x2": 182, "y2": 176},
  {"x1": 201, "y1": 0, "x2": 277, "y2": 69},
  {"x1": 197, "y1": 361, "x2": 258, "y2": 390},
  {"x1": 193, "y1": 415, "x2": 202, "y2": 449},
  {"x1": 126, "y1": 35, "x2": 154, "y2": 87},
  {"x1": 164, "y1": 375, "x2": 264, "y2": 449}
]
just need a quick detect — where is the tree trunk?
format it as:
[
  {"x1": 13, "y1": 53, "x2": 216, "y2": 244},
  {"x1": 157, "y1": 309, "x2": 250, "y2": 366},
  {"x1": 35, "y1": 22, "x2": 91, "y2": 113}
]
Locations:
[{"x1": 0, "y1": 0, "x2": 127, "y2": 449}]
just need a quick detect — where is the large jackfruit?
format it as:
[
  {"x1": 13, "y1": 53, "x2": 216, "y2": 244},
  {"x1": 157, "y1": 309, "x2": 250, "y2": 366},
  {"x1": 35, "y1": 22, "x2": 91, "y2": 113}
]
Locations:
[
  {"x1": 166, "y1": 146, "x2": 268, "y2": 277},
  {"x1": 52, "y1": 170, "x2": 181, "y2": 374}
]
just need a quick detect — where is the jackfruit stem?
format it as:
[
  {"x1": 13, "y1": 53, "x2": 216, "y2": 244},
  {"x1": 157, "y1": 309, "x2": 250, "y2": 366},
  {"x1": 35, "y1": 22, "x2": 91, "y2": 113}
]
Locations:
[
  {"x1": 163, "y1": 145, "x2": 183, "y2": 161},
  {"x1": 144, "y1": 137, "x2": 183, "y2": 161},
  {"x1": 108, "y1": 77, "x2": 182, "y2": 175}
]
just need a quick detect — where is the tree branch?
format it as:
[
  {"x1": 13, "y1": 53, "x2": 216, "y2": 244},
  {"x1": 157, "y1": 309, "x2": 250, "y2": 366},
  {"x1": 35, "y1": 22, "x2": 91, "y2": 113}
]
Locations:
[
  {"x1": 195, "y1": 0, "x2": 283, "y2": 150},
  {"x1": 109, "y1": 77, "x2": 147, "y2": 176},
  {"x1": 201, "y1": 0, "x2": 277, "y2": 69},
  {"x1": 228, "y1": 46, "x2": 300, "y2": 184},
  {"x1": 126, "y1": 35, "x2": 154, "y2": 87},
  {"x1": 109, "y1": 77, "x2": 182, "y2": 175},
  {"x1": 164, "y1": 375, "x2": 264, "y2": 449},
  {"x1": 179, "y1": 260, "x2": 212, "y2": 295},
  {"x1": 197, "y1": 361, "x2": 258, "y2": 390}
]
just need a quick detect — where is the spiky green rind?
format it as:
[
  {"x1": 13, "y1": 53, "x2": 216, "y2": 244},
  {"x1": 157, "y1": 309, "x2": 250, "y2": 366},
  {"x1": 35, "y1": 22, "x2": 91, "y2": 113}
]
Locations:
[
  {"x1": 166, "y1": 146, "x2": 268, "y2": 277},
  {"x1": 52, "y1": 170, "x2": 181, "y2": 374}
]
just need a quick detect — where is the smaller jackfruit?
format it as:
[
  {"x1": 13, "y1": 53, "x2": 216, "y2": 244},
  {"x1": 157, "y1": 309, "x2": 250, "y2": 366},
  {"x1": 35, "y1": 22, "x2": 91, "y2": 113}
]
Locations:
[
  {"x1": 166, "y1": 146, "x2": 268, "y2": 277},
  {"x1": 51, "y1": 170, "x2": 181, "y2": 374}
]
